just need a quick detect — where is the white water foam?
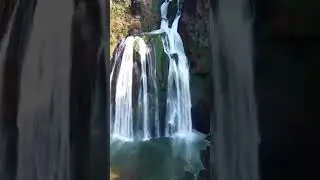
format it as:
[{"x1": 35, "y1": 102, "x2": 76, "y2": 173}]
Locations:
[
  {"x1": 159, "y1": 0, "x2": 193, "y2": 138},
  {"x1": 136, "y1": 37, "x2": 150, "y2": 140},
  {"x1": 110, "y1": 36, "x2": 160, "y2": 141},
  {"x1": 112, "y1": 36, "x2": 135, "y2": 141}
]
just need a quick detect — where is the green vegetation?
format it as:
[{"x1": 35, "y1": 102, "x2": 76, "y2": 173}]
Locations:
[
  {"x1": 110, "y1": 1, "x2": 133, "y2": 55},
  {"x1": 110, "y1": 1, "x2": 160, "y2": 57}
]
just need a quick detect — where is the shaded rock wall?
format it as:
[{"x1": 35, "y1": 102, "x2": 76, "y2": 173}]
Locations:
[
  {"x1": 179, "y1": 0, "x2": 212, "y2": 134},
  {"x1": 254, "y1": 0, "x2": 320, "y2": 179}
]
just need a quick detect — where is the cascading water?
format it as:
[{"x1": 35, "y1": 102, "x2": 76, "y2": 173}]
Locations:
[
  {"x1": 110, "y1": 0, "x2": 193, "y2": 142},
  {"x1": 137, "y1": 37, "x2": 151, "y2": 140},
  {"x1": 159, "y1": 0, "x2": 193, "y2": 138},
  {"x1": 110, "y1": 1, "x2": 209, "y2": 179},
  {"x1": 110, "y1": 36, "x2": 159, "y2": 141},
  {"x1": 111, "y1": 37, "x2": 135, "y2": 141},
  {"x1": 146, "y1": 48, "x2": 160, "y2": 138},
  {"x1": 210, "y1": 1, "x2": 260, "y2": 180},
  {"x1": 7, "y1": 0, "x2": 73, "y2": 179}
]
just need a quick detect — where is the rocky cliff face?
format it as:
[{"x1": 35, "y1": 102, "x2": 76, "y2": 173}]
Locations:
[{"x1": 179, "y1": 0, "x2": 212, "y2": 133}]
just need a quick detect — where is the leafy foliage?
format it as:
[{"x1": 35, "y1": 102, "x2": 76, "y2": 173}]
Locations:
[{"x1": 110, "y1": 1, "x2": 133, "y2": 56}]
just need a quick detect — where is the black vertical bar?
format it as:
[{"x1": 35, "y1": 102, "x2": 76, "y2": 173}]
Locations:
[
  {"x1": 89, "y1": 0, "x2": 110, "y2": 180},
  {"x1": 101, "y1": 0, "x2": 110, "y2": 178},
  {"x1": 209, "y1": 1, "x2": 218, "y2": 180}
]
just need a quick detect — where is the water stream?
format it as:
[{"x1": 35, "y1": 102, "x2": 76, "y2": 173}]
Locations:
[
  {"x1": 16, "y1": 0, "x2": 73, "y2": 179},
  {"x1": 109, "y1": 0, "x2": 208, "y2": 179},
  {"x1": 110, "y1": 0, "x2": 193, "y2": 142}
]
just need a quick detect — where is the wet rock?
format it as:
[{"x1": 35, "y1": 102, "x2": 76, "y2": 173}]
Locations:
[
  {"x1": 179, "y1": 0, "x2": 212, "y2": 134},
  {"x1": 131, "y1": 0, "x2": 143, "y2": 18}
]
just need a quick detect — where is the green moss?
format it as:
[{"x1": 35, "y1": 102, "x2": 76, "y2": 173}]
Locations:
[{"x1": 154, "y1": 36, "x2": 166, "y2": 90}]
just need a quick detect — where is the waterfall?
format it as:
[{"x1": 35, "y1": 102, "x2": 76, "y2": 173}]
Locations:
[
  {"x1": 136, "y1": 37, "x2": 150, "y2": 140},
  {"x1": 109, "y1": 1, "x2": 209, "y2": 179},
  {"x1": 109, "y1": 39, "x2": 126, "y2": 133},
  {"x1": 112, "y1": 37, "x2": 135, "y2": 141},
  {"x1": 210, "y1": 0, "x2": 260, "y2": 180},
  {"x1": 147, "y1": 48, "x2": 160, "y2": 138},
  {"x1": 14, "y1": 0, "x2": 73, "y2": 179},
  {"x1": 160, "y1": 0, "x2": 193, "y2": 138},
  {"x1": 110, "y1": 36, "x2": 159, "y2": 141},
  {"x1": 110, "y1": 0, "x2": 193, "y2": 141}
]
